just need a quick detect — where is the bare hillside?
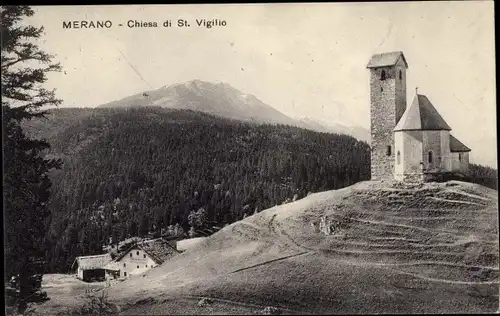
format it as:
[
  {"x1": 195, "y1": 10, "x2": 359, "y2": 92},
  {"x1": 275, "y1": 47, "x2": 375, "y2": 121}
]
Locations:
[{"x1": 104, "y1": 180, "x2": 498, "y2": 314}]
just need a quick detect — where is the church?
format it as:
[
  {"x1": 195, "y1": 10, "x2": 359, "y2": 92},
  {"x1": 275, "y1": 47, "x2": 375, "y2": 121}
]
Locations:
[{"x1": 367, "y1": 51, "x2": 471, "y2": 183}]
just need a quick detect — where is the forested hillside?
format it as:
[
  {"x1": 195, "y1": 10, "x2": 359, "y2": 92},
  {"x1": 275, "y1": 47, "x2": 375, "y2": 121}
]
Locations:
[{"x1": 23, "y1": 107, "x2": 371, "y2": 273}]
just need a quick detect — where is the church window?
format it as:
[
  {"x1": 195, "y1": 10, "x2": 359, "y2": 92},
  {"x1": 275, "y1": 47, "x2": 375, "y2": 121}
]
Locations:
[
  {"x1": 459, "y1": 153, "x2": 462, "y2": 162},
  {"x1": 143, "y1": 254, "x2": 146, "y2": 259},
  {"x1": 137, "y1": 265, "x2": 139, "y2": 269},
  {"x1": 381, "y1": 70, "x2": 386, "y2": 80},
  {"x1": 399, "y1": 70, "x2": 402, "y2": 80},
  {"x1": 397, "y1": 151, "x2": 401, "y2": 164},
  {"x1": 123, "y1": 263, "x2": 126, "y2": 267},
  {"x1": 428, "y1": 151, "x2": 433, "y2": 163},
  {"x1": 136, "y1": 251, "x2": 139, "y2": 256},
  {"x1": 129, "y1": 253, "x2": 132, "y2": 257},
  {"x1": 386, "y1": 145, "x2": 391, "y2": 156}
]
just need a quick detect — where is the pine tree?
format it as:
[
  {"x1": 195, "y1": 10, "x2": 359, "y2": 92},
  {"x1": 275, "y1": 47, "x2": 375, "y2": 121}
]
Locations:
[{"x1": 2, "y1": 6, "x2": 62, "y2": 314}]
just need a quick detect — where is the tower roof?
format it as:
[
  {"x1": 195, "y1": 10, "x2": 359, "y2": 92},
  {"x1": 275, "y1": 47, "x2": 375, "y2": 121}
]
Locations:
[
  {"x1": 394, "y1": 94, "x2": 452, "y2": 131},
  {"x1": 366, "y1": 51, "x2": 408, "y2": 69},
  {"x1": 450, "y1": 134, "x2": 471, "y2": 152}
]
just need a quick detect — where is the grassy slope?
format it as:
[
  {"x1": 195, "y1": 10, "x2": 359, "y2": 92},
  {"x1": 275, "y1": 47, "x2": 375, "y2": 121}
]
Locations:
[{"x1": 104, "y1": 181, "x2": 498, "y2": 314}]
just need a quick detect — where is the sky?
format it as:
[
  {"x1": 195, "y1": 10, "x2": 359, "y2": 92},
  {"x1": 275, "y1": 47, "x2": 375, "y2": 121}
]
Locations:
[{"x1": 26, "y1": 2, "x2": 496, "y2": 167}]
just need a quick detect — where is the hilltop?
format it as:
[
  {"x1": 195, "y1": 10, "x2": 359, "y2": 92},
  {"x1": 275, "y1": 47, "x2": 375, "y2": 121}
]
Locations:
[{"x1": 100, "y1": 180, "x2": 499, "y2": 315}]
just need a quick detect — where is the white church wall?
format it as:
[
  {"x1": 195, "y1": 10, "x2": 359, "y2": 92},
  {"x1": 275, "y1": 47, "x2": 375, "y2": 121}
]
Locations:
[
  {"x1": 422, "y1": 131, "x2": 443, "y2": 173},
  {"x1": 461, "y1": 152, "x2": 470, "y2": 173},
  {"x1": 452, "y1": 152, "x2": 470, "y2": 173},
  {"x1": 402, "y1": 130, "x2": 423, "y2": 175},
  {"x1": 451, "y1": 152, "x2": 461, "y2": 171},
  {"x1": 440, "y1": 130, "x2": 452, "y2": 172},
  {"x1": 394, "y1": 131, "x2": 405, "y2": 180}
]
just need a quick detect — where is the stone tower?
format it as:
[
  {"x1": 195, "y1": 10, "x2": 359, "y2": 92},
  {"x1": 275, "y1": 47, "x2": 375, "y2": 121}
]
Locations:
[{"x1": 366, "y1": 51, "x2": 408, "y2": 180}]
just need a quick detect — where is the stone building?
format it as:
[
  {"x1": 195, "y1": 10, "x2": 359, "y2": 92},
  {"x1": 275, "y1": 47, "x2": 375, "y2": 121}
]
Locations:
[{"x1": 367, "y1": 51, "x2": 471, "y2": 182}]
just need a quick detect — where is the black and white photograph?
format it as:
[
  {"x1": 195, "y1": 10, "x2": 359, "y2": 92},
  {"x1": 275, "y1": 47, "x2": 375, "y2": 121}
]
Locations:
[{"x1": 2, "y1": 2, "x2": 498, "y2": 315}]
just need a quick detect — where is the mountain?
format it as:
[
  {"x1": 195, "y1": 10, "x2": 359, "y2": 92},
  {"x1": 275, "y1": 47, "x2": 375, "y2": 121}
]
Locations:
[
  {"x1": 98, "y1": 80, "x2": 369, "y2": 142},
  {"x1": 99, "y1": 80, "x2": 297, "y2": 126}
]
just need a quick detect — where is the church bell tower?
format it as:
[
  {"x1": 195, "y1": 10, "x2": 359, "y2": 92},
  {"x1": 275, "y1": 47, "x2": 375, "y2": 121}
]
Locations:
[{"x1": 366, "y1": 51, "x2": 408, "y2": 180}]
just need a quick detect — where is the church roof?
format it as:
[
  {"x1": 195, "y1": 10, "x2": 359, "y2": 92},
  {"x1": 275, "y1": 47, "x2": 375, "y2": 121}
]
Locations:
[
  {"x1": 394, "y1": 94, "x2": 452, "y2": 131},
  {"x1": 450, "y1": 134, "x2": 471, "y2": 152},
  {"x1": 366, "y1": 51, "x2": 408, "y2": 68}
]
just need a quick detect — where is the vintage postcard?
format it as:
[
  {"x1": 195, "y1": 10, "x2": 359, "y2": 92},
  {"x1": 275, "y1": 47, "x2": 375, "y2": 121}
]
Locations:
[{"x1": 2, "y1": 2, "x2": 498, "y2": 315}]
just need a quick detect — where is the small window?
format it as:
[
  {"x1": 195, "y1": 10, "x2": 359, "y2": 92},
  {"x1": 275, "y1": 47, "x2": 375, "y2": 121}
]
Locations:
[
  {"x1": 143, "y1": 254, "x2": 146, "y2": 259},
  {"x1": 129, "y1": 253, "x2": 132, "y2": 257},
  {"x1": 123, "y1": 263, "x2": 126, "y2": 267},
  {"x1": 381, "y1": 70, "x2": 386, "y2": 80},
  {"x1": 137, "y1": 265, "x2": 139, "y2": 269},
  {"x1": 136, "y1": 251, "x2": 139, "y2": 255},
  {"x1": 397, "y1": 151, "x2": 401, "y2": 164},
  {"x1": 146, "y1": 265, "x2": 148, "y2": 268},
  {"x1": 124, "y1": 272, "x2": 127, "y2": 277},
  {"x1": 380, "y1": 87, "x2": 383, "y2": 92},
  {"x1": 428, "y1": 151, "x2": 433, "y2": 163},
  {"x1": 458, "y1": 153, "x2": 462, "y2": 162},
  {"x1": 399, "y1": 70, "x2": 402, "y2": 80},
  {"x1": 386, "y1": 145, "x2": 391, "y2": 156}
]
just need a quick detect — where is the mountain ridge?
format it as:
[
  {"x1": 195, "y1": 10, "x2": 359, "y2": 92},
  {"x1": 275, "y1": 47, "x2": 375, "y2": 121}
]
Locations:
[{"x1": 98, "y1": 79, "x2": 370, "y2": 142}]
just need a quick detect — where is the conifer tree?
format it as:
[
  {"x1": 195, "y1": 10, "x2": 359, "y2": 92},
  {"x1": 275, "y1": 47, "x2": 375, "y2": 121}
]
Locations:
[{"x1": 2, "y1": 6, "x2": 62, "y2": 314}]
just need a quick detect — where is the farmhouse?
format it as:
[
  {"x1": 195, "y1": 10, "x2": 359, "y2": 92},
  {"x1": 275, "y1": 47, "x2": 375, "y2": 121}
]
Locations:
[
  {"x1": 71, "y1": 253, "x2": 112, "y2": 282},
  {"x1": 367, "y1": 51, "x2": 471, "y2": 182},
  {"x1": 104, "y1": 238, "x2": 180, "y2": 279}
]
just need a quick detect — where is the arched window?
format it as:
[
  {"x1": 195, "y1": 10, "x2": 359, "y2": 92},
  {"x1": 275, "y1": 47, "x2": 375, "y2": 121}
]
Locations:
[
  {"x1": 386, "y1": 145, "x2": 392, "y2": 156},
  {"x1": 428, "y1": 151, "x2": 433, "y2": 163},
  {"x1": 136, "y1": 251, "x2": 139, "y2": 256},
  {"x1": 397, "y1": 151, "x2": 401, "y2": 164},
  {"x1": 381, "y1": 70, "x2": 386, "y2": 80},
  {"x1": 399, "y1": 70, "x2": 402, "y2": 80}
]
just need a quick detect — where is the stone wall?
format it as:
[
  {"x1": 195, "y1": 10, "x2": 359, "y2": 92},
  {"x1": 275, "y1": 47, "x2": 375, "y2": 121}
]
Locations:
[{"x1": 370, "y1": 61, "x2": 407, "y2": 180}]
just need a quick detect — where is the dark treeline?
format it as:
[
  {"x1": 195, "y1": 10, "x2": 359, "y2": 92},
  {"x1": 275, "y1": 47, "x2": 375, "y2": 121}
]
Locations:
[
  {"x1": 24, "y1": 107, "x2": 371, "y2": 273},
  {"x1": 467, "y1": 163, "x2": 498, "y2": 190}
]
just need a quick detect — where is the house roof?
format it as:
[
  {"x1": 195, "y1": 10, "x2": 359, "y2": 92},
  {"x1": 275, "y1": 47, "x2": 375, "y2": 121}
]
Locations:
[
  {"x1": 450, "y1": 134, "x2": 471, "y2": 152},
  {"x1": 366, "y1": 51, "x2": 408, "y2": 69},
  {"x1": 71, "y1": 253, "x2": 112, "y2": 270},
  {"x1": 115, "y1": 238, "x2": 180, "y2": 264},
  {"x1": 103, "y1": 261, "x2": 121, "y2": 271},
  {"x1": 394, "y1": 94, "x2": 452, "y2": 131}
]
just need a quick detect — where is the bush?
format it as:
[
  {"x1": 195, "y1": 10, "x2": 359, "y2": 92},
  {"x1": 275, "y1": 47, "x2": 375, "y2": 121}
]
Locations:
[
  {"x1": 466, "y1": 164, "x2": 498, "y2": 190},
  {"x1": 69, "y1": 290, "x2": 117, "y2": 316}
]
